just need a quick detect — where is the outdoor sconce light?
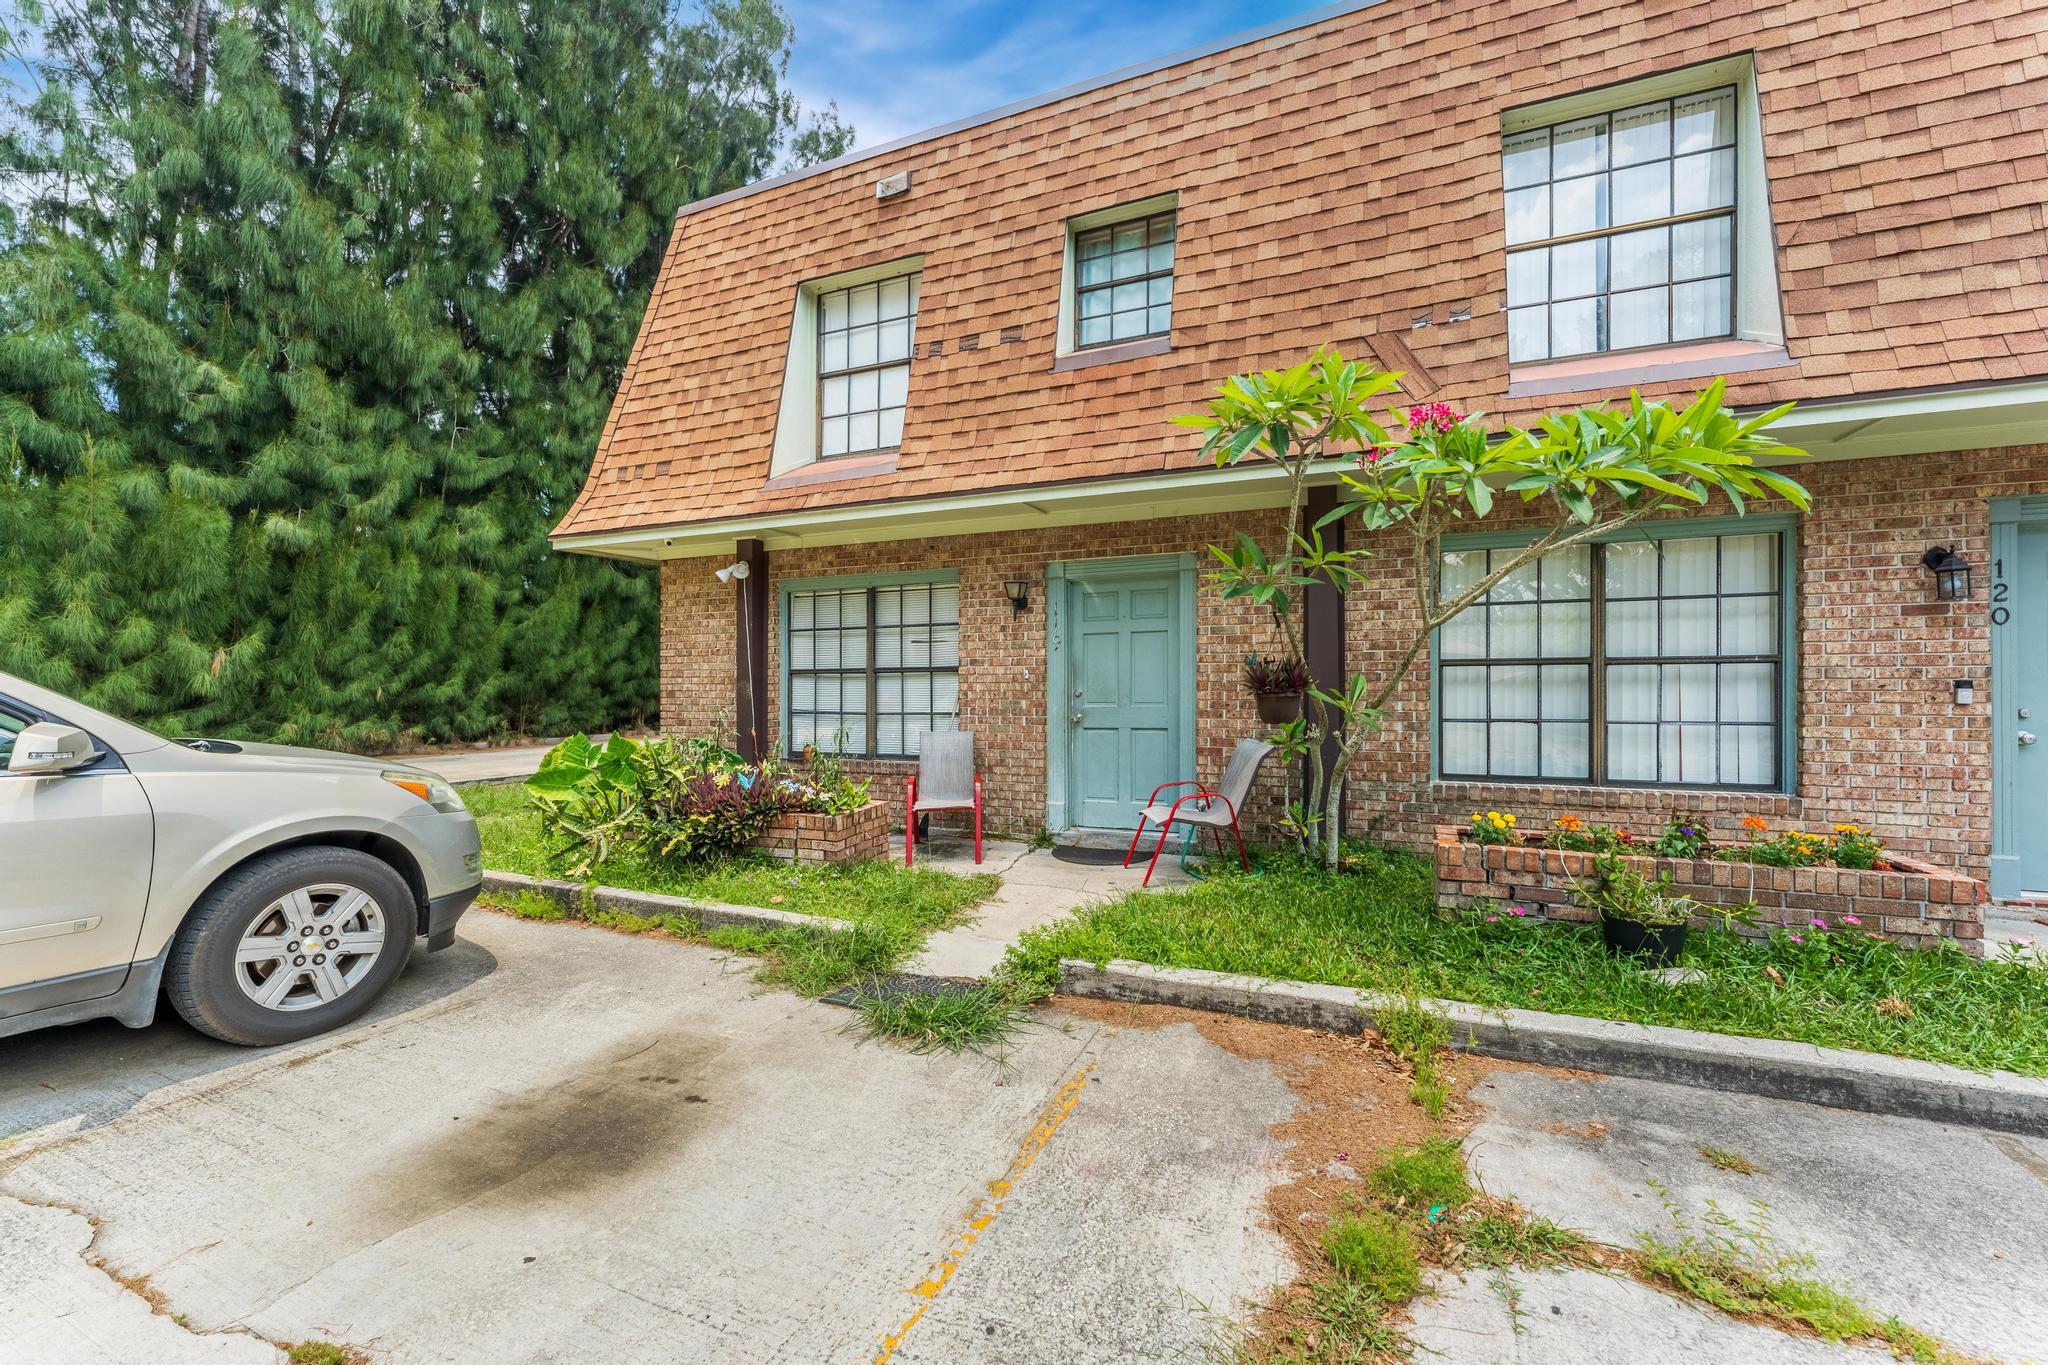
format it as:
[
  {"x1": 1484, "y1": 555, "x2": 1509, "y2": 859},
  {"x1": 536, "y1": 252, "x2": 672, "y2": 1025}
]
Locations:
[
  {"x1": 714, "y1": 561, "x2": 751, "y2": 585},
  {"x1": 1003, "y1": 578, "x2": 1030, "y2": 618},
  {"x1": 1920, "y1": 545, "x2": 1972, "y2": 601},
  {"x1": 1954, "y1": 678, "x2": 1975, "y2": 706}
]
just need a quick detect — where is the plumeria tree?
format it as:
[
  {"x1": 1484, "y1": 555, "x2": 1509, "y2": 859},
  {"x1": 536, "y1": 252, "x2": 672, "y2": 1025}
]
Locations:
[{"x1": 1175, "y1": 347, "x2": 1811, "y2": 869}]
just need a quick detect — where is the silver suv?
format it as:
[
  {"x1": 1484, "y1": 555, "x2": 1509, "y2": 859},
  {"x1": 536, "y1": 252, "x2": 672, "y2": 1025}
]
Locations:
[{"x1": 1, "y1": 672, "x2": 481, "y2": 1046}]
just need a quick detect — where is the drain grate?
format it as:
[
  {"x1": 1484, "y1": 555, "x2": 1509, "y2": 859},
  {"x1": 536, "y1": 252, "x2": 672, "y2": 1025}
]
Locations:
[{"x1": 819, "y1": 973, "x2": 989, "y2": 1008}]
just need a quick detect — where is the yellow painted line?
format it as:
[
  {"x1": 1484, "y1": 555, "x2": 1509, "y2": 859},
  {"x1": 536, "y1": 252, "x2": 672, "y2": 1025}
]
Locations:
[{"x1": 872, "y1": 1064, "x2": 1095, "y2": 1363}]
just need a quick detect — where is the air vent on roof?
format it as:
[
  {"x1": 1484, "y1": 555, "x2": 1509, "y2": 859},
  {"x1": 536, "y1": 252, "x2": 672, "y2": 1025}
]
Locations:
[{"x1": 875, "y1": 171, "x2": 911, "y2": 201}]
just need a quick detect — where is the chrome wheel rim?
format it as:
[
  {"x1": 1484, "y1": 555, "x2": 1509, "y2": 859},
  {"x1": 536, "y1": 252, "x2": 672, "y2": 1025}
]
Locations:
[{"x1": 233, "y1": 883, "x2": 387, "y2": 1013}]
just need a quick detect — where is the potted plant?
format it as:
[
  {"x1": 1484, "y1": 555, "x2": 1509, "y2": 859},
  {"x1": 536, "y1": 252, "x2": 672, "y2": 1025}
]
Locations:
[
  {"x1": 1242, "y1": 652, "x2": 1310, "y2": 724},
  {"x1": 1572, "y1": 853, "x2": 1697, "y2": 967}
]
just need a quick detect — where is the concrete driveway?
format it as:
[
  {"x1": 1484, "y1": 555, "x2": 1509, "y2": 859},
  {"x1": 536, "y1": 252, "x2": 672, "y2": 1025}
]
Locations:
[{"x1": 4, "y1": 911, "x2": 2044, "y2": 1364}]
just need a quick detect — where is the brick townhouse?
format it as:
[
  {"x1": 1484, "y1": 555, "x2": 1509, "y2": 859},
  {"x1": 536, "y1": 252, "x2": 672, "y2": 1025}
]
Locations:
[{"x1": 554, "y1": 0, "x2": 2048, "y2": 899}]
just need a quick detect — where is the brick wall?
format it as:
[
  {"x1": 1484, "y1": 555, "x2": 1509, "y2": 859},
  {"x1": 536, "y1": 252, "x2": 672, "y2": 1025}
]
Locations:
[
  {"x1": 749, "y1": 800, "x2": 891, "y2": 864},
  {"x1": 1355, "y1": 445, "x2": 2048, "y2": 882},
  {"x1": 657, "y1": 513, "x2": 1294, "y2": 838}
]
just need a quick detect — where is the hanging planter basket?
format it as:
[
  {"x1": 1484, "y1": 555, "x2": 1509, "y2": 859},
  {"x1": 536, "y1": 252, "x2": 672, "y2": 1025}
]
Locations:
[{"x1": 1255, "y1": 691, "x2": 1303, "y2": 725}]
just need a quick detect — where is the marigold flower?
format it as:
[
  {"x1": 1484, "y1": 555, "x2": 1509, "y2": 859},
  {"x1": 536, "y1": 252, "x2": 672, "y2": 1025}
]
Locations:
[
  {"x1": 1741, "y1": 815, "x2": 1768, "y2": 834},
  {"x1": 1834, "y1": 824, "x2": 1860, "y2": 835}
]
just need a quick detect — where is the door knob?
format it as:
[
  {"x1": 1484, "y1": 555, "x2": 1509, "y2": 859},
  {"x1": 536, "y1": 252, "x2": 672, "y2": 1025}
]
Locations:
[
  {"x1": 1069, "y1": 713, "x2": 1084, "y2": 725},
  {"x1": 2021, "y1": 731, "x2": 2038, "y2": 747}
]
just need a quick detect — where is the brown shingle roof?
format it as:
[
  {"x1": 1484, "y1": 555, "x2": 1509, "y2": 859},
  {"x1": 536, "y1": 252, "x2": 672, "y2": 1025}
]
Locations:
[{"x1": 556, "y1": 0, "x2": 2048, "y2": 541}]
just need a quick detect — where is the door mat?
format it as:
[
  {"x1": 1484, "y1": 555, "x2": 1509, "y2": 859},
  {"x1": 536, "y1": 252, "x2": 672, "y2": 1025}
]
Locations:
[
  {"x1": 1049, "y1": 844, "x2": 1130, "y2": 866},
  {"x1": 818, "y1": 974, "x2": 993, "y2": 1008}
]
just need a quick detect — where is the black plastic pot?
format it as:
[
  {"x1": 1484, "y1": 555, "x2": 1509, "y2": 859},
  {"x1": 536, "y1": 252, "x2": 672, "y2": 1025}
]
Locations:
[
  {"x1": 1600, "y1": 912, "x2": 1688, "y2": 967},
  {"x1": 1255, "y1": 691, "x2": 1302, "y2": 724}
]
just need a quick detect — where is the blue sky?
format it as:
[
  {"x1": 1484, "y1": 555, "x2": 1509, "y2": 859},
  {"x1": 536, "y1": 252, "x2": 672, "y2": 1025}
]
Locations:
[{"x1": 782, "y1": 0, "x2": 1297, "y2": 153}]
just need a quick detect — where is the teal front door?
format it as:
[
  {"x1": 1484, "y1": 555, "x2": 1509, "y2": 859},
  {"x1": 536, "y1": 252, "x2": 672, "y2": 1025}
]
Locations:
[
  {"x1": 1053, "y1": 560, "x2": 1193, "y2": 831},
  {"x1": 1997, "y1": 516, "x2": 2048, "y2": 894}
]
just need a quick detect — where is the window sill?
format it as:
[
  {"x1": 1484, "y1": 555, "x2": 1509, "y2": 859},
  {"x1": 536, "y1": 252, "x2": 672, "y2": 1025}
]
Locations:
[
  {"x1": 762, "y1": 450, "x2": 899, "y2": 491},
  {"x1": 1051, "y1": 333, "x2": 1172, "y2": 373},
  {"x1": 1506, "y1": 339, "x2": 1793, "y2": 399}
]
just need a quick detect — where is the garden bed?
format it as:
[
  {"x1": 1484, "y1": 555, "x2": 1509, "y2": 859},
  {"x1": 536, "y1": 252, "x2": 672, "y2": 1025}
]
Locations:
[
  {"x1": 748, "y1": 799, "x2": 890, "y2": 864},
  {"x1": 1435, "y1": 828, "x2": 1987, "y2": 955}
]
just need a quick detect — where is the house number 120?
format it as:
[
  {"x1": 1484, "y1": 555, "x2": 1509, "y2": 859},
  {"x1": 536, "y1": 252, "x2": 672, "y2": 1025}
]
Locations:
[{"x1": 1992, "y1": 558, "x2": 2010, "y2": 627}]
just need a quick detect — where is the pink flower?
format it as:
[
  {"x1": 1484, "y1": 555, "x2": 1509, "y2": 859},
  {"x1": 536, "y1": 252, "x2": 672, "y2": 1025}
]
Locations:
[
  {"x1": 1788, "y1": 934, "x2": 1805, "y2": 944},
  {"x1": 1841, "y1": 914, "x2": 1861, "y2": 925},
  {"x1": 1407, "y1": 401, "x2": 1464, "y2": 433},
  {"x1": 1509, "y1": 905, "x2": 1528, "y2": 917},
  {"x1": 1486, "y1": 915, "x2": 1500, "y2": 923},
  {"x1": 1360, "y1": 447, "x2": 1387, "y2": 465},
  {"x1": 1810, "y1": 919, "x2": 1828, "y2": 929}
]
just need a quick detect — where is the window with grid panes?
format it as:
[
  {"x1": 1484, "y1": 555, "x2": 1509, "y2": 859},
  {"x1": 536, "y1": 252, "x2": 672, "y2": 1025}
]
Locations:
[
  {"x1": 785, "y1": 580, "x2": 959, "y2": 758},
  {"x1": 1502, "y1": 86, "x2": 1738, "y2": 363},
  {"x1": 1437, "y1": 530, "x2": 1784, "y2": 788},
  {"x1": 817, "y1": 273, "x2": 918, "y2": 458},
  {"x1": 1073, "y1": 210, "x2": 1174, "y2": 348}
]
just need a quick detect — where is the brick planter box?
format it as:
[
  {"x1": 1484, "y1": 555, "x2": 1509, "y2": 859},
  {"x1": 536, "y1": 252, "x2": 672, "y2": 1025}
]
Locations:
[
  {"x1": 747, "y1": 800, "x2": 890, "y2": 864},
  {"x1": 1433, "y1": 827, "x2": 1987, "y2": 955}
]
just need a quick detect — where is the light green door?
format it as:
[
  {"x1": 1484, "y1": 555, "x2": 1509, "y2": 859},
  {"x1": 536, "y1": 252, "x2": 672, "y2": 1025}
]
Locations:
[
  {"x1": 1059, "y1": 566, "x2": 1189, "y2": 830},
  {"x1": 1999, "y1": 521, "x2": 2048, "y2": 892}
]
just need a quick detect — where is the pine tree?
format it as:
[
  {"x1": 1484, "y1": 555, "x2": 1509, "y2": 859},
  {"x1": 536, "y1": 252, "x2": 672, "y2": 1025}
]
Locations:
[{"x1": 0, "y1": 0, "x2": 849, "y2": 746}]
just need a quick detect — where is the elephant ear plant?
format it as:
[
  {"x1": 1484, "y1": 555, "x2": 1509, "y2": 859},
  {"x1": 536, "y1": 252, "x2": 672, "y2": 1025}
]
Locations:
[{"x1": 1175, "y1": 347, "x2": 1813, "y2": 868}]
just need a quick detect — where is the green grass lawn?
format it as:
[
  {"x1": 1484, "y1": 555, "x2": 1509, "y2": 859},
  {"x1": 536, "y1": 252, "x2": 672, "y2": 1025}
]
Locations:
[
  {"x1": 462, "y1": 781, "x2": 1000, "y2": 998},
  {"x1": 462, "y1": 779, "x2": 996, "y2": 931},
  {"x1": 1006, "y1": 845, "x2": 2048, "y2": 1076}
]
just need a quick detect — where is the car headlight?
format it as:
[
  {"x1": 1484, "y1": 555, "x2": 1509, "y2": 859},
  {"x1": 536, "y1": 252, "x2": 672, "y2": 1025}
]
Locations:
[{"x1": 382, "y1": 770, "x2": 467, "y2": 814}]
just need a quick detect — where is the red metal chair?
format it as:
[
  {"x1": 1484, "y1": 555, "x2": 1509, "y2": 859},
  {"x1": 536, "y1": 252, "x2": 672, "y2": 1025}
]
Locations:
[
  {"x1": 1123, "y1": 739, "x2": 1275, "y2": 885},
  {"x1": 905, "y1": 730, "x2": 981, "y2": 866}
]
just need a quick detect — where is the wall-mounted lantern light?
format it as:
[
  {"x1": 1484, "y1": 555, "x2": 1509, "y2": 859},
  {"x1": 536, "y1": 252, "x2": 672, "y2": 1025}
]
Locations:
[
  {"x1": 1002, "y1": 578, "x2": 1030, "y2": 618},
  {"x1": 1954, "y1": 678, "x2": 1975, "y2": 706},
  {"x1": 1920, "y1": 545, "x2": 1972, "y2": 602}
]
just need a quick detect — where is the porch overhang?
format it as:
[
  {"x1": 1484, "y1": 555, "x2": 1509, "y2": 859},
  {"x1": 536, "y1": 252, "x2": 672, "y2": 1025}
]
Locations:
[{"x1": 552, "y1": 379, "x2": 2048, "y2": 564}]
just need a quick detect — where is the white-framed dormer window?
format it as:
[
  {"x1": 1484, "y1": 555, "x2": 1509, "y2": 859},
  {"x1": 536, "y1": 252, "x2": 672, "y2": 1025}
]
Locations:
[
  {"x1": 770, "y1": 255, "x2": 922, "y2": 478},
  {"x1": 817, "y1": 274, "x2": 919, "y2": 458},
  {"x1": 1053, "y1": 193, "x2": 1177, "y2": 368},
  {"x1": 1501, "y1": 56, "x2": 1782, "y2": 371}
]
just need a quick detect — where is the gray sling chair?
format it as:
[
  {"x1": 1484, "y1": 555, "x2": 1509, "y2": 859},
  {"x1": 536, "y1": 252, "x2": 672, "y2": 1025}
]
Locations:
[
  {"x1": 905, "y1": 730, "x2": 982, "y2": 865},
  {"x1": 1123, "y1": 739, "x2": 1276, "y2": 885}
]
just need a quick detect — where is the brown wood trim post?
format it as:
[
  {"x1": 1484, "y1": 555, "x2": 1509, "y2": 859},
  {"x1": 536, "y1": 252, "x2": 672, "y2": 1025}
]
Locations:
[
  {"x1": 1302, "y1": 486, "x2": 1346, "y2": 828},
  {"x1": 735, "y1": 538, "x2": 769, "y2": 761}
]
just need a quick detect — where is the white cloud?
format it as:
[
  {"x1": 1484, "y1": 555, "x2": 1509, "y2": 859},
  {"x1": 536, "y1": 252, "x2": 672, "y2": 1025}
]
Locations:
[{"x1": 783, "y1": 0, "x2": 1277, "y2": 152}]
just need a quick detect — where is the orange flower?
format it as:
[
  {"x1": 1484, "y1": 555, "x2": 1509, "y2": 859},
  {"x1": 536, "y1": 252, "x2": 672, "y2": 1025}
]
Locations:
[
  {"x1": 1555, "y1": 814, "x2": 1585, "y2": 833},
  {"x1": 1740, "y1": 814, "x2": 1768, "y2": 835}
]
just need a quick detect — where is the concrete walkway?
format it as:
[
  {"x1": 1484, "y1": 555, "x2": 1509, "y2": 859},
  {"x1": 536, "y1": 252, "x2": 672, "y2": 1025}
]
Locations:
[{"x1": 900, "y1": 835, "x2": 1193, "y2": 979}]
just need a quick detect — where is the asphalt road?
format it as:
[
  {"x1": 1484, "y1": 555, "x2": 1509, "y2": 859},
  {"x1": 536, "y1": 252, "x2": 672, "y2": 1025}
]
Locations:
[{"x1": 3, "y1": 911, "x2": 2043, "y2": 1364}]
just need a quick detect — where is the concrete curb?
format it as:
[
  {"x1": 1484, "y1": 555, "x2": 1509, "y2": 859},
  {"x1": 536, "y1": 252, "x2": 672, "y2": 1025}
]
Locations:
[
  {"x1": 480, "y1": 870, "x2": 857, "y2": 936},
  {"x1": 1059, "y1": 958, "x2": 2048, "y2": 1138}
]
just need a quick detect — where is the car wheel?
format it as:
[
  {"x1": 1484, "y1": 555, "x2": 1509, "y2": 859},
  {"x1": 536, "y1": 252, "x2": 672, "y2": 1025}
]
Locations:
[{"x1": 165, "y1": 846, "x2": 418, "y2": 1046}]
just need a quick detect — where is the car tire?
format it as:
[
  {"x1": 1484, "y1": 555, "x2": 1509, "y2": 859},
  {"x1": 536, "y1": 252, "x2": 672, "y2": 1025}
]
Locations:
[{"x1": 165, "y1": 846, "x2": 418, "y2": 1046}]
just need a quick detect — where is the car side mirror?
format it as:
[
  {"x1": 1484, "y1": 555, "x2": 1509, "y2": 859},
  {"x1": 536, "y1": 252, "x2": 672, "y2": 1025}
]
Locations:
[{"x1": 9, "y1": 722, "x2": 99, "y2": 775}]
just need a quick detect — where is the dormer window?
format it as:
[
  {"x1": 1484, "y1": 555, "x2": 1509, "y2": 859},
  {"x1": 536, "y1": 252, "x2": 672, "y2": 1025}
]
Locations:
[
  {"x1": 818, "y1": 274, "x2": 919, "y2": 458},
  {"x1": 768, "y1": 255, "x2": 923, "y2": 479},
  {"x1": 1500, "y1": 56, "x2": 1782, "y2": 375}
]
